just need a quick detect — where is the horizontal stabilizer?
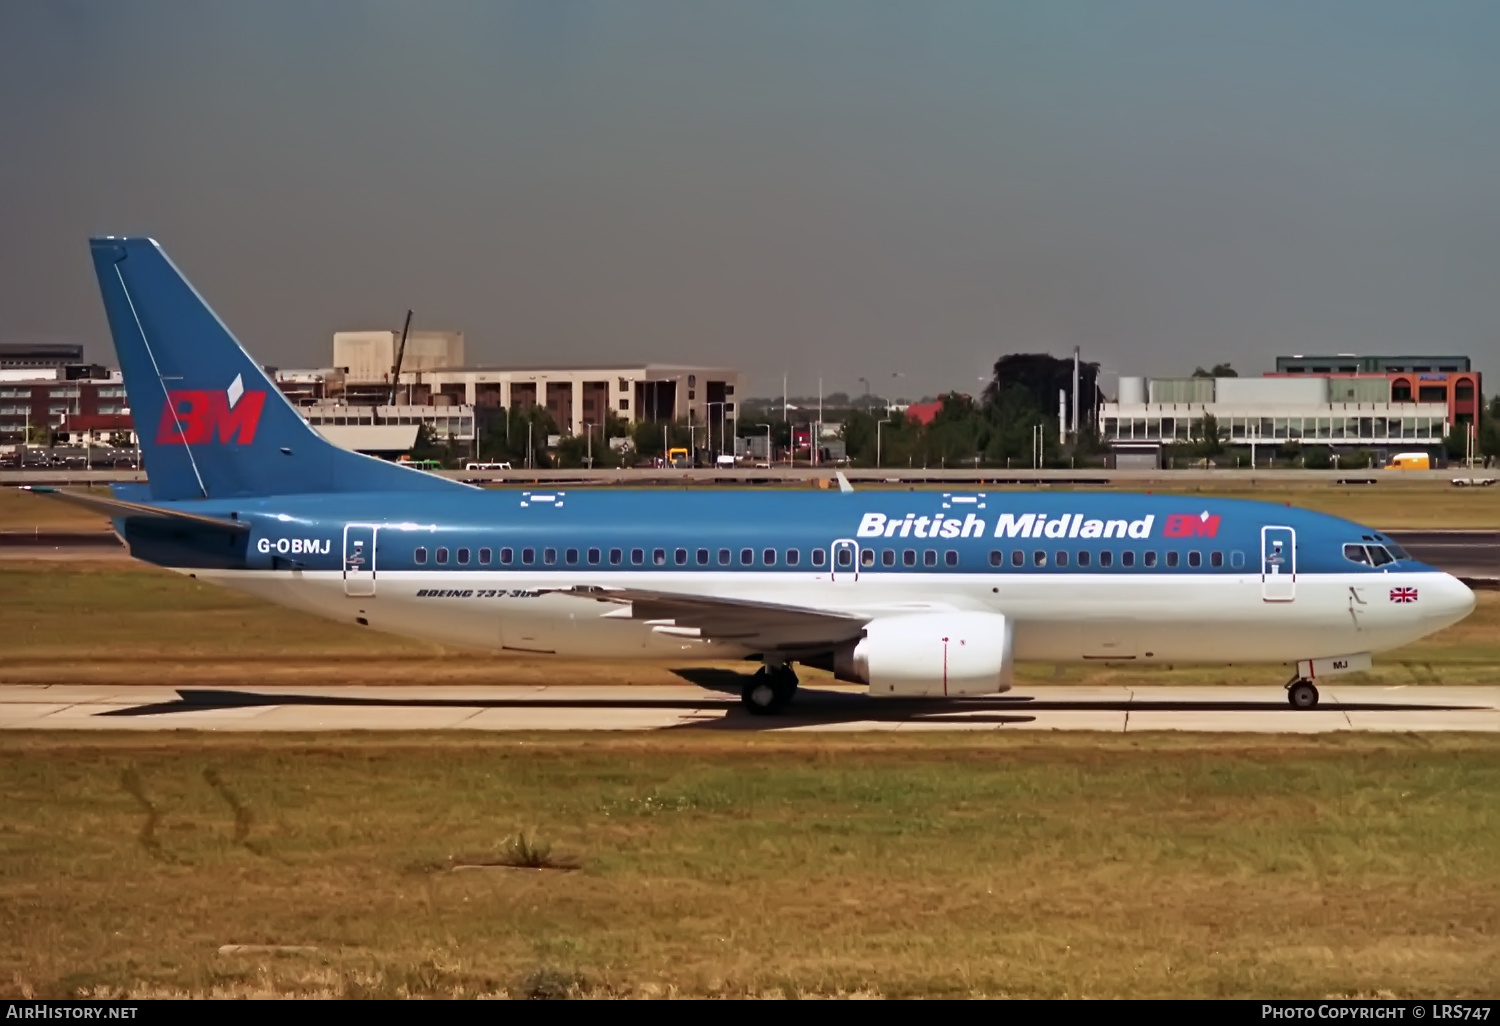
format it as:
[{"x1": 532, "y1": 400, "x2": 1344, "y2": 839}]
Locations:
[{"x1": 22, "y1": 487, "x2": 250, "y2": 532}]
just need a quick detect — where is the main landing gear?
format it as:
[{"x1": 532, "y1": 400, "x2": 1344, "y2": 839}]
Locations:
[
  {"x1": 1285, "y1": 677, "x2": 1320, "y2": 709},
  {"x1": 742, "y1": 664, "x2": 799, "y2": 716}
]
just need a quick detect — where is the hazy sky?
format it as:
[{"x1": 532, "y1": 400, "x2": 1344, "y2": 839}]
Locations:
[{"x1": 2, "y1": 1, "x2": 1497, "y2": 399}]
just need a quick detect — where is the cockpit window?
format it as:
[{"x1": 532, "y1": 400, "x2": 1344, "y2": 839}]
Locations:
[
  {"x1": 1343, "y1": 544, "x2": 1371, "y2": 565},
  {"x1": 1385, "y1": 542, "x2": 1410, "y2": 561},
  {"x1": 1367, "y1": 545, "x2": 1395, "y2": 567}
]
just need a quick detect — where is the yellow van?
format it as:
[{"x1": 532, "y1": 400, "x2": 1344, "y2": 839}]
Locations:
[{"x1": 1386, "y1": 452, "x2": 1431, "y2": 470}]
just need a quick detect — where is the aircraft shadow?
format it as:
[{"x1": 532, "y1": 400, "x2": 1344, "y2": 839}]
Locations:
[{"x1": 93, "y1": 674, "x2": 1485, "y2": 731}]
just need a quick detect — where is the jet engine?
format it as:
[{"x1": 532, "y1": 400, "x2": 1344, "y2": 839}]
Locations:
[{"x1": 832, "y1": 611, "x2": 1014, "y2": 697}]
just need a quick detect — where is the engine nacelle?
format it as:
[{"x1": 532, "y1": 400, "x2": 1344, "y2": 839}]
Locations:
[{"x1": 833, "y1": 612, "x2": 1014, "y2": 697}]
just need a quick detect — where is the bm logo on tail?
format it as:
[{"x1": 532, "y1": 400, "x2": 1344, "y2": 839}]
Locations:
[{"x1": 156, "y1": 374, "x2": 266, "y2": 445}]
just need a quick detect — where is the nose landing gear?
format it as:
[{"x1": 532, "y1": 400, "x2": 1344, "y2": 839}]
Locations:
[
  {"x1": 1286, "y1": 678, "x2": 1320, "y2": 709},
  {"x1": 742, "y1": 663, "x2": 799, "y2": 715}
]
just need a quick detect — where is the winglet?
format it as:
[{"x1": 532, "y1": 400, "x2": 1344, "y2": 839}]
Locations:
[{"x1": 836, "y1": 472, "x2": 854, "y2": 493}]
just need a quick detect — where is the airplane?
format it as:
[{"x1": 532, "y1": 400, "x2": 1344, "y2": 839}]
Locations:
[{"x1": 27, "y1": 237, "x2": 1476, "y2": 715}]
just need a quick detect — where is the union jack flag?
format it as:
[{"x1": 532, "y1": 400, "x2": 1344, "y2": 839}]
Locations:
[{"x1": 1390, "y1": 587, "x2": 1419, "y2": 604}]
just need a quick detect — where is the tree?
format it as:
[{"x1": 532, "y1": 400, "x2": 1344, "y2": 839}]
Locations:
[
  {"x1": 1192, "y1": 363, "x2": 1239, "y2": 378},
  {"x1": 1301, "y1": 445, "x2": 1333, "y2": 469},
  {"x1": 1443, "y1": 423, "x2": 1472, "y2": 461},
  {"x1": 983, "y1": 353, "x2": 1102, "y2": 435},
  {"x1": 1193, "y1": 413, "x2": 1227, "y2": 459}
]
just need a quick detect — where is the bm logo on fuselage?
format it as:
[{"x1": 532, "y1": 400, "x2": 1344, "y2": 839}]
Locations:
[{"x1": 156, "y1": 373, "x2": 267, "y2": 445}]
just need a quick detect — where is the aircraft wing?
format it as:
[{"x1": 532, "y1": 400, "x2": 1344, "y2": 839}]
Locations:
[
  {"x1": 545, "y1": 584, "x2": 871, "y2": 651},
  {"x1": 22, "y1": 487, "x2": 250, "y2": 532}
]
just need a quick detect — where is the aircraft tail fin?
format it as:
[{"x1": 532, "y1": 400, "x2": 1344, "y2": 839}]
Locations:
[{"x1": 89, "y1": 237, "x2": 470, "y2": 500}]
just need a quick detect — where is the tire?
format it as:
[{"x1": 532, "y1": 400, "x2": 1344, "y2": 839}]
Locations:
[
  {"x1": 1287, "y1": 681, "x2": 1319, "y2": 709},
  {"x1": 741, "y1": 668, "x2": 797, "y2": 716}
]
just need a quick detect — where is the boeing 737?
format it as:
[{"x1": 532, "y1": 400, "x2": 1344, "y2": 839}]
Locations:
[{"x1": 28, "y1": 237, "x2": 1476, "y2": 714}]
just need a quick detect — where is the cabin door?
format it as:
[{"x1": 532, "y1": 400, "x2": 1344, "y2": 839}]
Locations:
[
  {"x1": 1260, "y1": 526, "x2": 1296, "y2": 602},
  {"x1": 343, "y1": 524, "x2": 379, "y2": 597}
]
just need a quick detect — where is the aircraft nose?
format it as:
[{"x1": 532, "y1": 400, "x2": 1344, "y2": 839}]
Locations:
[{"x1": 1431, "y1": 573, "x2": 1476, "y2": 627}]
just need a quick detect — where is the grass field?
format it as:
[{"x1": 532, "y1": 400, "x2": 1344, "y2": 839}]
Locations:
[
  {"x1": 0, "y1": 733, "x2": 1496, "y2": 999},
  {"x1": 2, "y1": 479, "x2": 1497, "y2": 532},
  {"x1": 2, "y1": 559, "x2": 1497, "y2": 688}
]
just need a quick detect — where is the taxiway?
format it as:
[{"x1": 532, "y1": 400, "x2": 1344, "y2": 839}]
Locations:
[{"x1": 1, "y1": 683, "x2": 1496, "y2": 732}]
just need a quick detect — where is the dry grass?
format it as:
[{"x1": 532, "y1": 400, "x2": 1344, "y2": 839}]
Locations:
[
  {"x1": 0, "y1": 487, "x2": 118, "y2": 534},
  {"x1": 2, "y1": 559, "x2": 1496, "y2": 688},
  {"x1": 0, "y1": 732, "x2": 1495, "y2": 999}
]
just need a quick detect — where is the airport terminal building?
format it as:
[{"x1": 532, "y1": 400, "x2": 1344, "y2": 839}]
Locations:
[
  {"x1": 1101, "y1": 355, "x2": 1479, "y2": 466},
  {"x1": 272, "y1": 329, "x2": 742, "y2": 452}
]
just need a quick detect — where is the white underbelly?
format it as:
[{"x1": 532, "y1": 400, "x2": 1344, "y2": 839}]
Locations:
[{"x1": 179, "y1": 568, "x2": 1445, "y2": 666}]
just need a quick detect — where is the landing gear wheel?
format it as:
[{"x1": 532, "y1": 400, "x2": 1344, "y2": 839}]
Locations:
[
  {"x1": 1287, "y1": 680, "x2": 1320, "y2": 709},
  {"x1": 742, "y1": 666, "x2": 799, "y2": 716}
]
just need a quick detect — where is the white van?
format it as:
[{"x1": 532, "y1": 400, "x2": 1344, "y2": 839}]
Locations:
[{"x1": 464, "y1": 461, "x2": 511, "y2": 470}]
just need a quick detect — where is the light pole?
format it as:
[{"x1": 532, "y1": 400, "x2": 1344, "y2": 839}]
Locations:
[
  {"x1": 876, "y1": 416, "x2": 892, "y2": 469},
  {"x1": 584, "y1": 422, "x2": 593, "y2": 468},
  {"x1": 754, "y1": 423, "x2": 773, "y2": 465},
  {"x1": 858, "y1": 377, "x2": 870, "y2": 410},
  {"x1": 706, "y1": 401, "x2": 727, "y2": 460}
]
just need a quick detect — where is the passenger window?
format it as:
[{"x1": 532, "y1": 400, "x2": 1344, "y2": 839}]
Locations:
[
  {"x1": 1011, "y1": 550, "x2": 1024, "y2": 567},
  {"x1": 837, "y1": 548, "x2": 854, "y2": 568},
  {"x1": 457, "y1": 547, "x2": 471, "y2": 565},
  {"x1": 436, "y1": 547, "x2": 449, "y2": 564},
  {"x1": 653, "y1": 548, "x2": 666, "y2": 565},
  {"x1": 1210, "y1": 551, "x2": 1223, "y2": 568},
  {"x1": 989, "y1": 550, "x2": 1003, "y2": 567},
  {"x1": 414, "y1": 547, "x2": 427, "y2": 564},
  {"x1": 924, "y1": 550, "x2": 937, "y2": 567},
  {"x1": 1077, "y1": 550, "x2": 1090, "y2": 567},
  {"x1": 1230, "y1": 551, "x2": 1245, "y2": 569},
  {"x1": 565, "y1": 548, "x2": 578, "y2": 564},
  {"x1": 861, "y1": 549, "x2": 875, "y2": 567},
  {"x1": 1143, "y1": 551, "x2": 1157, "y2": 568},
  {"x1": 1368, "y1": 545, "x2": 1394, "y2": 567},
  {"x1": 544, "y1": 548, "x2": 557, "y2": 565},
  {"x1": 904, "y1": 550, "x2": 917, "y2": 566},
  {"x1": 675, "y1": 548, "x2": 688, "y2": 565},
  {"x1": 1121, "y1": 551, "x2": 1135, "y2": 568},
  {"x1": 479, "y1": 548, "x2": 492, "y2": 565},
  {"x1": 609, "y1": 548, "x2": 622, "y2": 565},
  {"x1": 718, "y1": 548, "x2": 732, "y2": 565},
  {"x1": 1033, "y1": 550, "x2": 1046, "y2": 567},
  {"x1": 1055, "y1": 551, "x2": 1067, "y2": 567},
  {"x1": 786, "y1": 549, "x2": 800, "y2": 566},
  {"x1": 884, "y1": 549, "x2": 897, "y2": 566},
  {"x1": 631, "y1": 548, "x2": 644, "y2": 565},
  {"x1": 1343, "y1": 544, "x2": 1372, "y2": 565},
  {"x1": 697, "y1": 548, "x2": 710, "y2": 565},
  {"x1": 587, "y1": 548, "x2": 600, "y2": 565},
  {"x1": 522, "y1": 547, "x2": 535, "y2": 565},
  {"x1": 1188, "y1": 551, "x2": 1201, "y2": 568},
  {"x1": 765, "y1": 548, "x2": 778, "y2": 565},
  {"x1": 945, "y1": 550, "x2": 958, "y2": 567},
  {"x1": 740, "y1": 548, "x2": 754, "y2": 565},
  {"x1": 1165, "y1": 551, "x2": 1178, "y2": 568},
  {"x1": 501, "y1": 547, "x2": 514, "y2": 564},
  {"x1": 812, "y1": 549, "x2": 827, "y2": 567},
  {"x1": 1099, "y1": 550, "x2": 1113, "y2": 568}
]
